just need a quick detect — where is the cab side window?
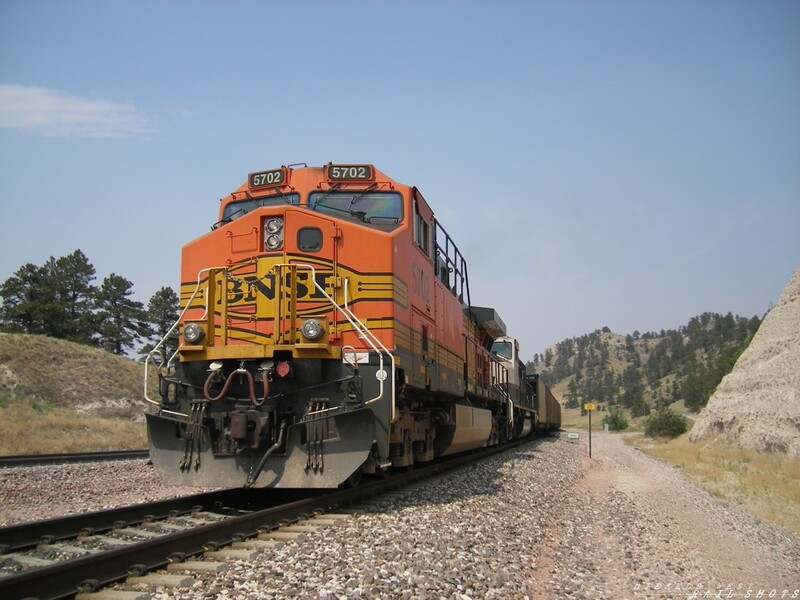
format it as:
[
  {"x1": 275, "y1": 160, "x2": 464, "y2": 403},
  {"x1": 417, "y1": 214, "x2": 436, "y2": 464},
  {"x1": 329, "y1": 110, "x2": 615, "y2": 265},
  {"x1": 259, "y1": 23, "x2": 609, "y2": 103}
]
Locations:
[{"x1": 413, "y1": 201, "x2": 430, "y2": 256}]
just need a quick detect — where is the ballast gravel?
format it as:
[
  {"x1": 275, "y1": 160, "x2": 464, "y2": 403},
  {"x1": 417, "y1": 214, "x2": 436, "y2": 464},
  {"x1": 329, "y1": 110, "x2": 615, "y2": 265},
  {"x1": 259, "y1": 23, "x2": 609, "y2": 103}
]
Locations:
[{"x1": 1, "y1": 434, "x2": 798, "y2": 599}]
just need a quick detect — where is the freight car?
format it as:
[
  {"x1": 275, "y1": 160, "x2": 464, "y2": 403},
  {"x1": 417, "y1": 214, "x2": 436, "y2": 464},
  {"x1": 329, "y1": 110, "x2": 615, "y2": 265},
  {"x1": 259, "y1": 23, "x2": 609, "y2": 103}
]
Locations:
[
  {"x1": 144, "y1": 163, "x2": 560, "y2": 488},
  {"x1": 527, "y1": 374, "x2": 562, "y2": 433}
]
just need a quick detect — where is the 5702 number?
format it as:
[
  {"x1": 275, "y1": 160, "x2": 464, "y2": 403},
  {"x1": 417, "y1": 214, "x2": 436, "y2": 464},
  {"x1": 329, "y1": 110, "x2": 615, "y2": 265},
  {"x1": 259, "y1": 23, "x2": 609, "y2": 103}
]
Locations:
[
  {"x1": 249, "y1": 169, "x2": 286, "y2": 188},
  {"x1": 328, "y1": 165, "x2": 373, "y2": 180}
]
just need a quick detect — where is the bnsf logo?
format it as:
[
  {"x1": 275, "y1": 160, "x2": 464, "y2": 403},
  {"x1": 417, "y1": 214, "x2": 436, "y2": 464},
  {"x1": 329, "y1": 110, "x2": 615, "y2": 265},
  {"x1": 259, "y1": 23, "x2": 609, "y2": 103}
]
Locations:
[{"x1": 223, "y1": 271, "x2": 333, "y2": 305}]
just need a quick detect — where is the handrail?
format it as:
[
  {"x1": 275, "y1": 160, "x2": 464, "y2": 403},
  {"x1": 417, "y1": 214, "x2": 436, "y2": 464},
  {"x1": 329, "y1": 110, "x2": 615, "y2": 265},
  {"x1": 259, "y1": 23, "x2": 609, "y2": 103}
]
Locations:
[
  {"x1": 143, "y1": 266, "x2": 217, "y2": 410},
  {"x1": 489, "y1": 354, "x2": 514, "y2": 429},
  {"x1": 293, "y1": 263, "x2": 396, "y2": 423}
]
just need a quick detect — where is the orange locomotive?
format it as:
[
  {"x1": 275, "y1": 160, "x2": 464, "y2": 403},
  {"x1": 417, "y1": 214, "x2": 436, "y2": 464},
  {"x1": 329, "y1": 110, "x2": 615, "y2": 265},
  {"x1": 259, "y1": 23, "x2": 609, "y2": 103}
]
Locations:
[{"x1": 145, "y1": 163, "x2": 550, "y2": 488}]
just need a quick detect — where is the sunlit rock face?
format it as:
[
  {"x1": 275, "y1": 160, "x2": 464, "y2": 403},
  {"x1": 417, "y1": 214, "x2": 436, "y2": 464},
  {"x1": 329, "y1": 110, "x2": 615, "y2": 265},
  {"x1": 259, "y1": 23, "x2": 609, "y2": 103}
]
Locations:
[{"x1": 689, "y1": 267, "x2": 800, "y2": 457}]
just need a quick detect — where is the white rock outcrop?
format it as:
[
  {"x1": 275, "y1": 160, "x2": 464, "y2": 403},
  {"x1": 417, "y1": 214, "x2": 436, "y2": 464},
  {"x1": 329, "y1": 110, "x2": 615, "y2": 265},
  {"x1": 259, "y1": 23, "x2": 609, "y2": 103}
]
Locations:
[{"x1": 689, "y1": 267, "x2": 800, "y2": 456}]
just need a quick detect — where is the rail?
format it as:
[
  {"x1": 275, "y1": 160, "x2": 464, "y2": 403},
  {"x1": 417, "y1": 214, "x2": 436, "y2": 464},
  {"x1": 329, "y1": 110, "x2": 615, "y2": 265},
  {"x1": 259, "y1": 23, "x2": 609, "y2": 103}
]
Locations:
[
  {"x1": 0, "y1": 439, "x2": 536, "y2": 599},
  {"x1": 0, "y1": 450, "x2": 149, "y2": 469}
]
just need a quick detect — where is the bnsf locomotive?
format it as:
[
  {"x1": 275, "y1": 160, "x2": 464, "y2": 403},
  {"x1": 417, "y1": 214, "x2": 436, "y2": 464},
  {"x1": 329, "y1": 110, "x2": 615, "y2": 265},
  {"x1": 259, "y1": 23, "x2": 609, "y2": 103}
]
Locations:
[{"x1": 144, "y1": 163, "x2": 560, "y2": 488}]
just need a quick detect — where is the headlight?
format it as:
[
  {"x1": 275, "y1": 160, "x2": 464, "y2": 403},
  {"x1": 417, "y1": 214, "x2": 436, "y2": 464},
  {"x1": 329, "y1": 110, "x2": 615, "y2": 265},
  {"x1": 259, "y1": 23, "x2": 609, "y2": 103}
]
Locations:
[
  {"x1": 300, "y1": 319, "x2": 325, "y2": 341},
  {"x1": 183, "y1": 322, "x2": 205, "y2": 344},
  {"x1": 264, "y1": 218, "x2": 284, "y2": 250},
  {"x1": 266, "y1": 234, "x2": 282, "y2": 250}
]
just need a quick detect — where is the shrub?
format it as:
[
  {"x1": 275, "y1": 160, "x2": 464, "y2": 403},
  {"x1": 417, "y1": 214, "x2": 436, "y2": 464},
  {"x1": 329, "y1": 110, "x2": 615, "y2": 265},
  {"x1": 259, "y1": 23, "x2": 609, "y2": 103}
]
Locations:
[
  {"x1": 645, "y1": 408, "x2": 689, "y2": 439},
  {"x1": 603, "y1": 407, "x2": 629, "y2": 431}
]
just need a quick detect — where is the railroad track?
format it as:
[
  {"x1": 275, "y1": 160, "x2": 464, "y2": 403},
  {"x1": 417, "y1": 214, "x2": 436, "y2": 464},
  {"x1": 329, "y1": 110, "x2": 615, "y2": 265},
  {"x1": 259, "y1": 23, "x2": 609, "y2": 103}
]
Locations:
[
  {"x1": 0, "y1": 450, "x2": 150, "y2": 468},
  {"x1": 0, "y1": 439, "x2": 530, "y2": 600}
]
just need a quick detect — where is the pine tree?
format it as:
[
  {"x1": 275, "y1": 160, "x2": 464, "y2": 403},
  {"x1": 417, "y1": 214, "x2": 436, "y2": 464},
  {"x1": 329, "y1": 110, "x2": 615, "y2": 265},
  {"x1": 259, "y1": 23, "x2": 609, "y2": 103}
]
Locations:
[
  {"x1": 140, "y1": 286, "x2": 180, "y2": 360},
  {"x1": 95, "y1": 274, "x2": 150, "y2": 355},
  {"x1": 47, "y1": 250, "x2": 98, "y2": 343},
  {"x1": 0, "y1": 262, "x2": 48, "y2": 333},
  {"x1": 620, "y1": 365, "x2": 645, "y2": 408},
  {"x1": 0, "y1": 250, "x2": 97, "y2": 342},
  {"x1": 565, "y1": 377, "x2": 580, "y2": 409}
]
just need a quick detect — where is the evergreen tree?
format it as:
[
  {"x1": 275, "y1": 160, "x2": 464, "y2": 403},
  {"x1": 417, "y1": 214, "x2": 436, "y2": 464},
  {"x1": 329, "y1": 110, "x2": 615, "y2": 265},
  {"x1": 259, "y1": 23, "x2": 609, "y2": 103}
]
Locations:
[
  {"x1": 624, "y1": 334, "x2": 635, "y2": 353},
  {"x1": 565, "y1": 377, "x2": 580, "y2": 409},
  {"x1": 140, "y1": 286, "x2": 181, "y2": 360},
  {"x1": 603, "y1": 370, "x2": 620, "y2": 404},
  {"x1": 95, "y1": 274, "x2": 150, "y2": 355},
  {"x1": 48, "y1": 250, "x2": 98, "y2": 343},
  {"x1": 620, "y1": 365, "x2": 644, "y2": 408},
  {"x1": 0, "y1": 250, "x2": 97, "y2": 342},
  {"x1": 0, "y1": 262, "x2": 48, "y2": 334},
  {"x1": 630, "y1": 397, "x2": 651, "y2": 417}
]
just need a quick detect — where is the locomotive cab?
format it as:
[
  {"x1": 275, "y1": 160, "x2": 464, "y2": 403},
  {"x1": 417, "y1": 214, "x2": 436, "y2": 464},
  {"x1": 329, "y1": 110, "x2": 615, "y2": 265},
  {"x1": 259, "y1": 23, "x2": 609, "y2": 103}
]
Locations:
[{"x1": 489, "y1": 334, "x2": 536, "y2": 439}]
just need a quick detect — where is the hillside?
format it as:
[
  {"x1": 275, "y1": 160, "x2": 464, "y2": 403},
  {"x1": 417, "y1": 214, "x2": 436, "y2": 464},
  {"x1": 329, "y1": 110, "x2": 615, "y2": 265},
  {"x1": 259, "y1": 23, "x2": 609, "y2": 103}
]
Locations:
[
  {"x1": 530, "y1": 313, "x2": 761, "y2": 419},
  {"x1": 689, "y1": 267, "x2": 800, "y2": 456},
  {"x1": 0, "y1": 333, "x2": 150, "y2": 453}
]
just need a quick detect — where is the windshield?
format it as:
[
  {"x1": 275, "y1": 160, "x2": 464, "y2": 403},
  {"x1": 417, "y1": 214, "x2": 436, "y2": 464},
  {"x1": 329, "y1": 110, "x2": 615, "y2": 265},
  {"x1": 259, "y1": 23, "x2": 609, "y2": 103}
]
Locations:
[
  {"x1": 222, "y1": 192, "x2": 299, "y2": 222},
  {"x1": 309, "y1": 191, "x2": 403, "y2": 230},
  {"x1": 491, "y1": 340, "x2": 513, "y2": 360}
]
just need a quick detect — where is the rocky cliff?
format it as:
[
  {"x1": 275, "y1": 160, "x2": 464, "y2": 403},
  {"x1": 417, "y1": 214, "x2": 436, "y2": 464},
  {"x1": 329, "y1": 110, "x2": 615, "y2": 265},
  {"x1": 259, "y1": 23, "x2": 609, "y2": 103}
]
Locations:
[{"x1": 689, "y1": 267, "x2": 800, "y2": 456}]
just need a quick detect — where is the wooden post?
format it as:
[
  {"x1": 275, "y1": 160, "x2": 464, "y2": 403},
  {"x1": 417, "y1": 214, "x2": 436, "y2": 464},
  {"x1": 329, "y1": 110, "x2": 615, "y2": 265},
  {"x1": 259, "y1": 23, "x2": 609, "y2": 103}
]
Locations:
[{"x1": 584, "y1": 403, "x2": 596, "y2": 458}]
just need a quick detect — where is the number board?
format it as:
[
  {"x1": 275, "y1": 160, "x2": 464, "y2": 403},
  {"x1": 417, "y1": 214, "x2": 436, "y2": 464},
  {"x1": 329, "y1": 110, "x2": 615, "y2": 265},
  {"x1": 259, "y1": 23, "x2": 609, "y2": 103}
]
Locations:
[
  {"x1": 327, "y1": 164, "x2": 374, "y2": 181},
  {"x1": 248, "y1": 168, "x2": 288, "y2": 189}
]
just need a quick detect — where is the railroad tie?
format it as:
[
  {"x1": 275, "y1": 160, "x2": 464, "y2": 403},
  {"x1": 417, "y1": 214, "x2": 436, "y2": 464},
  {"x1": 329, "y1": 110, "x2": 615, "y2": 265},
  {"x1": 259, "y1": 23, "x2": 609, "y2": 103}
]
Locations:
[
  {"x1": 205, "y1": 548, "x2": 260, "y2": 560},
  {"x1": 75, "y1": 590, "x2": 152, "y2": 600},
  {"x1": 166, "y1": 560, "x2": 228, "y2": 574},
  {"x1": 232, "y1": 539, "x2": 284, "y2": 550},
  {"x1": 127, "y1": 574, "x2": 195, "y2": 588},
  {"x1": 258, "y1": 530, "x2": 306, "y2": 541}
]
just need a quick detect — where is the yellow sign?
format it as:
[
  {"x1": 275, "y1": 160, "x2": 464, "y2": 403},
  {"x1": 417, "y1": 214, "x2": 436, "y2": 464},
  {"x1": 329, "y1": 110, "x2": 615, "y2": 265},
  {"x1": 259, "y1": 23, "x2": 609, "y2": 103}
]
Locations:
[{"x1": 584, "y1": 403, "x2": 596, "y2": 411}]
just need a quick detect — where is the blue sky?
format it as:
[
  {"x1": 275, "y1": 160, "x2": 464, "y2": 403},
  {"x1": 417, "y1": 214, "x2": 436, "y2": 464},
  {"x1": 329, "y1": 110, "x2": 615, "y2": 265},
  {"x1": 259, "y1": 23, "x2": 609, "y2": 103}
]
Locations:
[{"x1": 1, "y1": 0, "x2": 798, "y2": 358}]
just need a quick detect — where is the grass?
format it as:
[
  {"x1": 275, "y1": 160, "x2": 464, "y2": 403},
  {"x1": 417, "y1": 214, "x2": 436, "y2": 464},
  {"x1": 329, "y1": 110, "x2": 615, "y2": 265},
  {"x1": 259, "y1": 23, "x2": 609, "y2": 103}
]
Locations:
[
  {"x1": 559, "y1": 405, "x2": 648, "y2": 432},
  {"x1": 0, "y1": 333, "x2": 149, "y2": 409},
  {"x1": 631, "y1": 432, "x2": 800, "y2": 535},
  {"x1": 0, "y1": 332, "x2": 152, "y2": 454},
  {"x1": 0, "y1": 399, "x2": 147, "y2": 454},
  {"x1": 560, "y1": 400, "x2": 695, "y2": 433}
]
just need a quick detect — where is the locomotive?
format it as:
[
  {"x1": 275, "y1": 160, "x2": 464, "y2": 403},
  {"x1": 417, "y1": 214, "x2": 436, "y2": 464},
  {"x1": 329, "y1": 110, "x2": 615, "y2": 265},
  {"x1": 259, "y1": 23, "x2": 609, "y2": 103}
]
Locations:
[{"x1": 144, "y1": 163, "x2": 560, "y2": 488}]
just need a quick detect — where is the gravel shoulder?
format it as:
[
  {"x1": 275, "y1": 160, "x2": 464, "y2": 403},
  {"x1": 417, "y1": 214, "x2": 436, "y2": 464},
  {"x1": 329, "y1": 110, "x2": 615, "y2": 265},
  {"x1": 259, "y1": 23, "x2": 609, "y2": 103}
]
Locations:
[
  {"x1": 1, "y1": 434, "x2": 798, "y2": 599},
  {"x1": 542, "y1": 433, "x2": 800, "y2": 599},
  {"x1": 0, "y1": 460, "x2": 208, "y2": 525}
]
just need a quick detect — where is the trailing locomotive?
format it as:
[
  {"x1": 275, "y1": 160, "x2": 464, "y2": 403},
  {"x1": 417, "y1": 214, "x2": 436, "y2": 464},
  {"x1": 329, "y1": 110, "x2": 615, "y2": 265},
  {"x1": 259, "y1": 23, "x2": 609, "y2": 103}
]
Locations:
[
  {"x1": 145, "y1": 163, "x2": 560, "y2": 488},
  {"x1": 489, "y1": 336, "x2": 562, "y2": 435}
]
